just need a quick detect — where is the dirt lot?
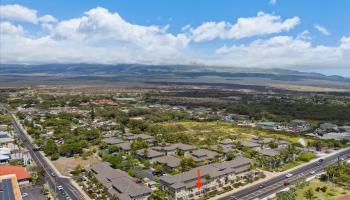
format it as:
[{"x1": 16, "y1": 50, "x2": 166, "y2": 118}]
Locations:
[{"x1": 52, "y1": 156, "x2": 101, "y2": 176}]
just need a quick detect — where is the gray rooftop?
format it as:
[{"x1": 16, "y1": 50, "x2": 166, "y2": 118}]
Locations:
[
  {"x1": 152, "y1": 156, "x2": 181, "y2": 168},
  {"x1": 127, "y1": 134, "x2": 155, "y2": 141},
  {"x1": 190, "y1": 149, "x2": 218, "y2": 162},
  {"x1": 136, "y1": 149, "x2": 164, "y2": 159},
  {"x1": 260, "y1": 149, "x2": 279, "y2": 157},
  {"x1": 0, "y1": 179, "x2": 15, "y2": 200},
  {"x1": 159, "y1": 157, "x2": 251, "y2": 190},
  {"x1": 102, "y1": 137, "x2": 125, "y2": 145},
  {"x1": 116, "y1": 142, "x2": 132, "y2": 151},
  {"x1": 241, "y1": 141, "x2": 260, "y2": 148},
  {"x1": 210, "y1": 144, "x2": 235, "y2": 154},
  {"x1": 218, "y1": 139, "x2": 234, "y2": 146},
  {"x1": 91, "y1": 162, "x2": 151, "y2": 200},
  {"x1": 153, "y1": 143, "x2": 196, "y2": 152}
]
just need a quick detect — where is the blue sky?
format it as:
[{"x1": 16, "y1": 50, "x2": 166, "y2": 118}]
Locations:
[{"x1": 1, "y1": 0, "x2": 350, "y2": 76}]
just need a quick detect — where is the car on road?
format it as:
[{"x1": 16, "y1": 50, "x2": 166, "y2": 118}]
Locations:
[
  {"x1": 65, "y1": 193, "x2": 72, "y2": 200},
  {"x1": 51, "y1": 172, "x2": 56, "y2": 177},
  {"x1": 310, "y1": 170, "x2": 316, "y2": 175},
  {"x1": 285, "y1": 173, "x2": 293, "y2": 178},
  {"x1": 57, "y1": 185, "x2": 64, "y2": 191},
  {"x1": 22, "y1": 193, "x2": 28, "y2": 197},
  {"x1": 318, "y1": 158, "x2": 324, "y2": 162},
  {"x1": 283, "y1": 181, "x2": 290, "y2": 186},
  {"x1": 258, "y1": 184, "x2": 265, "y2": 188}
]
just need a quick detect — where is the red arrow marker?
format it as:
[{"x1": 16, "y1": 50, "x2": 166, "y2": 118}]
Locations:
[{"x1": 196, "y1": 168, "x2": 202, "y2": 189}]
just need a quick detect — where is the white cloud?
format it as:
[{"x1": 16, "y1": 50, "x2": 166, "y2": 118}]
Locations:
[
  {"x1": 188, "y1": 12, "x2": 300, "y2": 42},
  {"x1": 314, "y1": 24, "x2": 330, "y2": 36},
  {"x1": 0, "y1": 7, "x2": 191, "y2": 65},
  {"x1": 215, "y1": 36, "x2": 348, "y2": 68},
  {"x1": 0, "y1": 4, "x2": 57, "y2": 24},
  {"x1": 38, "y1": 15, "x2": 58, "y2": 24},
  {"x1": 0, "y1": 21, "x2": 24, "y2": 35},
  {"x1": 0, "y1": 5, "x2": 349, "y2": 70},
  {"x1": 270, "y1": 0, "x2": 277, "y2": 6},
  {"x1": 0, "y1": 4, "x2": 38, "y2": 24},
  {"x1": 296, "y1": 30, "x2": 311, "y2": 41},
  {"x1": 340, "y1": 36, "x2": 350, "y2": 49}
]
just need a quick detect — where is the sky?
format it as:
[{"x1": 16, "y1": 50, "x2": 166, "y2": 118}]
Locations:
[{"x1": 0, "y1": 0, "x2": 350, "y2": 76}]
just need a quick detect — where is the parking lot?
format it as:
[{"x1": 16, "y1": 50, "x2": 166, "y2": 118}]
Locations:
[{"x1": 20, "y1": 185, "x2": 45, "y2": 200}]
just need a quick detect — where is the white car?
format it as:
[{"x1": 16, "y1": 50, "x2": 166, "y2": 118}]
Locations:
[
  {"x1": 22, "y1": 193, "x2": 28, "y2": 197},
  {"x1": 57, "y1": 185, "x2": 64, "y2": 190},
  {"x1": 310, "y1": 170, "x2": 316, "y2": 175},
  {"x1": 285, "y1": 173, "x2": 293, "y2": 178}
]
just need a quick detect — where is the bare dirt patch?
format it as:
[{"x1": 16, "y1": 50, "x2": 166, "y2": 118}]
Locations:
[{"x1": 52, "y1": 156, "x2": 101, "y2": 176}]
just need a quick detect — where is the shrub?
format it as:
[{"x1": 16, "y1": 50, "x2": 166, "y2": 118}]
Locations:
[
  {"x1": 297, "y1": 152, "x2": 315, "y2": 162},
  {"x1": 321, "y1": 186, "x2": 327, "y2": 193}
]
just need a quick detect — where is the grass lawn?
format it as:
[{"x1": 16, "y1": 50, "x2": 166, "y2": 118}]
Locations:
[
  {"x1": 295, "y1": 179, "x2": 350, "y2": 200},
  {"x1": 156, "y1": 121, "x2": 315, "y2": 145},
  {"x1": 52, "y1": 156, "x2": 101, "y2": 176}
]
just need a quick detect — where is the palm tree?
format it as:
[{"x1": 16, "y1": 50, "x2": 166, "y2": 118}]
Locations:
[{"x1": 303, "y1": 189, "x2": 314, "y2": 200}]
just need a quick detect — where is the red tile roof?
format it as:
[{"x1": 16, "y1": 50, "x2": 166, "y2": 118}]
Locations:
[{"x1": 0, "y1": 165, "x2": 31, "y2": 180}]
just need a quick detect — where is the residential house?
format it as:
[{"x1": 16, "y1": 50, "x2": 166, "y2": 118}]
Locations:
[
  {"x1": 210, "y1": 144, "x2": 235, "y2": 154},
  {"x1": 102, "y1": 137, "x2": 125, "y2": 145},
  {"x1": 218, "y1": 139, "x2": 234, "y2": 146},
  {"x1": 116, "y1": 142, "x2": 132, "y2": 153},
  {"x1": 136, "y1": 149, "x2": 164, "y2": 160},
  {"x1": 0, "y1": 147, "x2": 11, "y2": 163},
  {"x1": 91, "y1": 162, "x2": 152, "y2": 200},
  {"x1": 0, "y1": 132, "x2": 14, "y2": 146},
  {"x1": 190, "y1": 149, "x2": 219, "y2": 163},
  {"x1": 153, "y1": 143, "x2": 196, "y2": 156},
  {"x1": 159, "y1": 157, "x2": 251, "y2": 200},
  {"x1": 125, "y1": 134, "x2": 156, "y2": 147},
  {"x1": 0, "y1": 165, "x2": 31, "y2": 185},
  {"x1": 240, "y1": 141, "x2": 261, "y2": 151},
  {"x1": 152, "y1": 156, "x2": 181, "y2": 170},
  {"x1": 259, "y1": 149, "x2": 279, "y2": 157}
]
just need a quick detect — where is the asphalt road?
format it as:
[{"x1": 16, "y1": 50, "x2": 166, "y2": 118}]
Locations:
[
  {"x1": 0, "y1": 105, "x2": 85, "y2": 200},
  {"x1": 12, "y1": 119, "x2": 85, "y2": 200},
  {"x1": 218, "y1": 148, "x2": 350, "y2": 200}
]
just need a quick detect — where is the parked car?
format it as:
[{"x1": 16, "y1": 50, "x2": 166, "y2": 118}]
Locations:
[
  {"x1": 22, "y1": 193, "x2": 28, "y2": 197},
  {"x1": 285, "y1": 173, "x2": 293, "y2": 178}
]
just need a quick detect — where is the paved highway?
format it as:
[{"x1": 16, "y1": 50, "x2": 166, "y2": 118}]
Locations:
[
  {"x1": 218, "y1": 148, "x2": 350, "y2": 200},
  {"x1": 1, "y1": 105, "x2": 85, "y2": 200}
]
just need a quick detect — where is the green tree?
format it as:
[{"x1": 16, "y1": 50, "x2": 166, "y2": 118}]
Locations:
[
  {"x1": 127, "y1": 169, "x2": 136, "y2": 177},
  {"x1": 43, "y1": 139, "x2": 58, "y2": 156},
  {"x1": 180, "y1": 157, "x2": 196, "y2": 172},
  {"x1": 276, "y1": 189, "x2": 296, "y2": 200},
  {"x1": 226, "y1": 150, "x2": 236, "y2": 161},
  {"x1": 149, "y1": 189, "x2": 166, "y2": 200},
  {"x1": 304, "y1": 189, "x2": 314, "y2": 200}
]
